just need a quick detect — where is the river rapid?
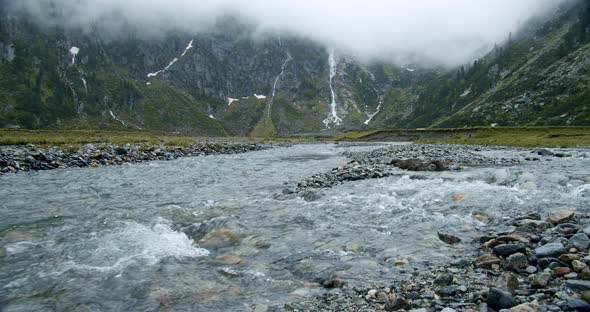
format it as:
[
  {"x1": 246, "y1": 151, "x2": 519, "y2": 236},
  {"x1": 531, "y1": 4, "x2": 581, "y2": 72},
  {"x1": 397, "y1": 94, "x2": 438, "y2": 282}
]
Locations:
[{"x1": 1, "y1": 143, "x2": 589, "y2": 311}]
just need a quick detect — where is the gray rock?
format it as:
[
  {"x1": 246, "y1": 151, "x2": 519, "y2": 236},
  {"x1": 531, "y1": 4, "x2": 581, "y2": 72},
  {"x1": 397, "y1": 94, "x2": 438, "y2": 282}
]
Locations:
[
  {"x1": 567, "y1": 298, "x2": 590, "y2": 311},
  {"x1": 570, "y1": 233, "x2": 590, "y2": 250},
  {"x1": 495, "y1": 272, "x2": 519, "y2": 292},
  {"x1": 436, "y1": 286, "x2": 459, "y2": 297},
  {"x1": 535, "y1": 243, "x2": 566, "y2": 258},
  {"x1": 438, "y1": 232, "x2": 461, "y2": 244},
  {"x1": 487, "y1": 287, "x2": 516, "y2": 310},
  {"x1": 525, "y1": 266, "x2": 538, "y2": 274},
  {"x1": 504, "y1": 252, "x2": 528, "y2": 271},
  {"x1": 493, "y1": 243, "x2": 525, "y2": 257},
  {"x1": 434, "y1": 273, "x2": 454, "y2": 286},
  {"x1": 531, "y1": 273, "x2": 552, "y2": 288},
  {"x1": 566, "y1": 280, "x2": 590, "y2": 292}
]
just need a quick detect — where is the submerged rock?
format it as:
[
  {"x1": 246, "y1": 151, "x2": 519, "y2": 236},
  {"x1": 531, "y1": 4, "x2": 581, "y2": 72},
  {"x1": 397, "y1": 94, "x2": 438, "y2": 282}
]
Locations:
[
  {"x1": 438, "y1": 232, "x2": 461, "y2": 244},
  {"x1": 199, "y1": 229, "x2": 241, "y2": 248}
]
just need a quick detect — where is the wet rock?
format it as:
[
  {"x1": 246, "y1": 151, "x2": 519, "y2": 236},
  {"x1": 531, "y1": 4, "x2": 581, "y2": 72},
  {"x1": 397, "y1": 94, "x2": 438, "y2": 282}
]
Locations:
[
  {"x1": 434, "y1": 273, "x2": 454, "y2": 286},
  {"x1": 484, "y1": 235, "x2": 528, "y2": 248},
  {"x1": 516, "y1": 219, "x2": 552, "y2": 230},
  {"x1": 114, "y1": 146, "x2": 128, "y2": 155},
  {"x1": 391, "y1": 159, "x2": 451, "y2": 171},
  {"x1": 554, "y1": 267, "x2": 572, "y2": 276},
  {"x1": 567, "y1": 298, "x2": 590, "y2": 311},
  {"x1": 548, "y1": 210, "x2": 575, "y2": 224},
  {"x1": 570, "y1": 233, "x2": 590, "y2": 250},
  {"x1": 559, "y1": 253, "x2": 581, "y2": 263},
  {"x1": 535, "y1": 243, "x2": 566, "y2": 258},
  {"x1": 384, "y1": 297, "x2": 410, "y2": 311},
  {"x1": 504, "y1": 252, "x2": 528, "y2": 271},
  {"x1": 487, "y1": 287, "x2": 516, "y2": 310},
  {"x1": 300, "y1": 190, "x2": 321, "y2": 202},
  {"x1": 567, "y1": 280, "x2": 590, "y2": 292},
  {"x1": 200, "y1": 229, "x2": 241, "y2": 248},
  {"x1": 509, "y1": 301, "x2": 540, "y2": 312},
  {"x1": 475, "y1": 254, "x2": 502, "y2": 269},
  {"x1": 495, "y1": 272, "x2": 519, "y2": 292},
  {"x1": 213, "y1": 255, "x2": 244, "y2": 265},
  {"x1": 493, "y1": 243, "x2": 525, "y2": 257},
  {"x1": 319, "y1": 278, "x2": 345, "y2": 289},
  {"x1": 531, "y1": 273, "x2": 552, "y2": 288},
  {"x1": 535, "y1": 149, "x2": 554, "y2": 156},
  {"x1": 438, "y1": 232, "x2": 461, "y2": 245},
  {"x1": 437, "y1": 286, "x2": 459, "y2": 297},
  {"x1": 574, "y1": 260, "x2": 589, "y2": 272}
]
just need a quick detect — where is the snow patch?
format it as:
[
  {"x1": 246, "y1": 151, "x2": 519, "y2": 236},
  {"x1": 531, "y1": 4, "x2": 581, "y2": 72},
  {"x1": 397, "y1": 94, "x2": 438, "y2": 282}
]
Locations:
[
  {"x1": 254, "y1": 94, "x2": 267, "y2": 100},
  {"x1": 227, "y1": 97, "x2": 239, "y2": 106},
  {"x1": 460, "y1": 87, "x2": 472, "y2": 97},
  {"x1": 146, "y1": 82, "x2": 152, "y2": 85},
  {"x1": 209, "y1": 114, "x2": 215, "y2": 119}
]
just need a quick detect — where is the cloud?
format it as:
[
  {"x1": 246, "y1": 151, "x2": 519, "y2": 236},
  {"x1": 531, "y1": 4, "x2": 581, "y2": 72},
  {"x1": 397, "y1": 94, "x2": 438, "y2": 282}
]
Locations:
[{"x1": 9, "y1": 0, "x2": 570, "y2": 66}]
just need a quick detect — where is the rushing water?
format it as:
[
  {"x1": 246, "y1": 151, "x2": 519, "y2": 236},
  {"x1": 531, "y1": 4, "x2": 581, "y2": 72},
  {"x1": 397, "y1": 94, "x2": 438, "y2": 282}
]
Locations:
[{"x1": 1, "y1": 143, "x2": 590, "y2": 311}]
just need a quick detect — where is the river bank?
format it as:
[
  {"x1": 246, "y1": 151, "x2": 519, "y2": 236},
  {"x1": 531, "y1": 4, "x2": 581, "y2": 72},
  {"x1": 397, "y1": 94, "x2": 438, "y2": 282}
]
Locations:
[{"x1": 0, "y1": 142, "x2": 276, "y2": 174}]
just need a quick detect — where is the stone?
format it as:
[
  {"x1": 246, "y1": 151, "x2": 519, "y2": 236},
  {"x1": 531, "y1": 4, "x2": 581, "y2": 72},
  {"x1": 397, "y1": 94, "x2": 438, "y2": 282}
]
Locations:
[
  {"x1": 582, "y1": 290, "x2": 590, "y2": 303},
  {"x1": 547, "y1": 210, "x2": 575, "y2": 224},
  {"x1": 199, "y1": 229, "x2": 241, "y2": 248},
  {"x1": 213, "y1": 255, "x2": 244, "y2": 265},
  {"x1": 565, "y1": 273, "x2": 579, "y2": 279},
  {"x1": 509, "y1": 301, "x2": 540, "y2": 312},
  {"x1": 504, "y1": 252, "x2": 528, "y2": 271},
  {"x1": 384, "y1": 297, "x2": 409, "y2": 311},
  {"x1": 554, "y1": 266, "x2": 572, "y2": 276},
  {"x1": 484, "y1": 235, "x2": 529, "y2": 248},
  {"x1": 535, "y1": 243, "x2": 566, "y2": 258},
  {"x1": 434, "y1": 273, "x2": 454, "y2": 286},
  {"x1": 567, "y1": 298, "x2": 590, "y2": 311},
  {"x1": 441, "y1": 309, "x2": 456, "y2": 312},
  {"x1": 475, "y1": 254, "x2": 502, "y2": 269},
  {"x1": 570, "y1": 233, "x2": 590, "y2": 250},
  {"x1": 495, "y1": 272, "x2": 519, "y2": 292},
  {"x1": 582, "y1": 268, "x2": 590, "y2": 280},
  {"x1": 438, "y1": 232, "x2": 461, "y2": 244},
  {"x1": 367, "y1": 289, "x2": 377, "y2": 298},
  {"x1": 559, "y1": 254, "x2": 581, "y2": 262},
  {"x1": 580, "y1": 224, "x2": 590, "y2": 237},
  {"x1": 567, "y1": 280, "x2": 590, "y2": 292},
  {"x1": 574, "y1": 260, "x2": 589, "y2": 272},
  {"x1": 452, "y1": 194, "x2": 466, "y2": 202},
  {"x1": 516, "y1": 219, "x2": 552, "y2": 230},
  {"x1": 114, "y1": 146, "x2": 128, "y2": 155},
  {"x1": 487, "y1": 287, "x2": 516, "y2": 310},
  {"x1": 525, "y1": 266, "x2": 538, "y2": 274},
  {"x1": 493, "y1": 243, "x2": 525, "y2": 257},
  {"x1": 436, "y1": 286, "x2": 459, "y2": 297},
  {"x1": 531, "y1": 273, "x2": 552, "y2": 288}
]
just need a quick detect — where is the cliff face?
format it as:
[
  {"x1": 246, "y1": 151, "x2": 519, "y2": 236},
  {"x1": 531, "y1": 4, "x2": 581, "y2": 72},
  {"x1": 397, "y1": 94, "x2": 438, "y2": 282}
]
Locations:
[{"x1": 0, "y1": 1, "x2": 588, "y2": 136}]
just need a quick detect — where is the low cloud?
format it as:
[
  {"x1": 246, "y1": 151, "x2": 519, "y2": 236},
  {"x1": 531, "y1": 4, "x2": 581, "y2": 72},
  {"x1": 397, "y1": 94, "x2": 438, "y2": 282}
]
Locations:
[{"x1": 9, "y1": 0, "x2": 570, "y2": 66}]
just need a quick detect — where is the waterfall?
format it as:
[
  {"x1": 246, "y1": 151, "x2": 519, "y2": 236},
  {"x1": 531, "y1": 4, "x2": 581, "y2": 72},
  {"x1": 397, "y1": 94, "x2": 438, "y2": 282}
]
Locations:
[
  {"x1": 265, "y1": 52, "x2": 293, "y2": 120},
  {"x1": 323, "y1": 51, "x2": 343, "y2": 129}
]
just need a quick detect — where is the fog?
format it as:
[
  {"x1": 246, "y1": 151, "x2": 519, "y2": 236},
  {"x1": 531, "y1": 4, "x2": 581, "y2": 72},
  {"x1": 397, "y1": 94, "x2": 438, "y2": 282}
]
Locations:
[{"x1": 9, "y1": 0, "x2": 570, "y2": 66}]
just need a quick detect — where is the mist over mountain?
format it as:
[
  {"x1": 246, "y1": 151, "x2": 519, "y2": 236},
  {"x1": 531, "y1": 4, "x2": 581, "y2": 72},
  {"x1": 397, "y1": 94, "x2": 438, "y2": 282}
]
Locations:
[{"x1": 8, "y1": 0, "x2": 569, "y2": 66}]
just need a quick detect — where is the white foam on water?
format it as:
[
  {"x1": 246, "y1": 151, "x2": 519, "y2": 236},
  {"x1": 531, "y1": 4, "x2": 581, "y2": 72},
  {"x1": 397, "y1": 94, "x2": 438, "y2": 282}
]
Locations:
[{"x1": 67, "y1": 222, "x2": 209, "y2": 273}]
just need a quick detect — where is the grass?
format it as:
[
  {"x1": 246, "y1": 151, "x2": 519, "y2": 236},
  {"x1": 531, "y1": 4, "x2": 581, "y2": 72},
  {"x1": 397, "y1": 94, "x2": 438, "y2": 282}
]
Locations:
[
  {"x1": 417, "y1": 127, "x2": 590, "y2": 147},
  {"x1": 0, "y1": 129, "x2": 199, "y2": 146}
]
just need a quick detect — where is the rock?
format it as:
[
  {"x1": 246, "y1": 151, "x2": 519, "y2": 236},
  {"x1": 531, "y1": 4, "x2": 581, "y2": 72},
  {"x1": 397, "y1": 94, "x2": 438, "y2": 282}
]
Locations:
[
  {"x1": 495, "y1": 272, "x2": 519, "y2": 292},
  {"x1": 487, "y1": 287, "x2": 516, "y2": 310},
  {"x1": 570, "y1": 233, "x2": 590, "y2": 250},
  {"x1": 367, "y1": 289, "x2": 377, "y2": 298},
  {"x1": 567, "y1": 298, "x2": 590, "y2": 311},
  {"x1": 434, "y1": 273, "x2": 454, "y2": 286},
  {"x1": 300, "y1": 190, "x2": 321, "y2": 202},
  {"x1": 320, "y1": 278, "x2": 344, "y2": 289},
  {"x1": 484, "y1": 235, "x2": 528, "y2": 248},
  {"x1": 582, "y1": 268, "x2": 590, "y2": 280},
  {"x1": 391, "y1": 159, "x2": 451, "y2": 171},
  {"x1": 535, "y1": 149, "x2": 554, "y2": 156},
  {"x1": 493, "y1": 243, "x2": 526, "y2": 257},
  {"x1": 568, "y1": 280, "x2": 590, "y2": 292},
  {"x1": 475, "y1": 254, "x2": 502, "y2": 269},
  {"x1": 582, "y1": 290, "x2": 590, "y2": 303},
  {"x1": 436, "y1": 286, "x2": 459, "y2": 297},
  {"x1": 441, "y1": 309, "x2": 456, "y2": 312},
  {"x1": 574, "y1": 260, "x2": 589, "y2": 272},
  {"x1": 565, "y1": 273, "x2": 579, "y2": 279},
  {"x1": 213, "y1": 255, "x2": 244, "y2": 265},
  {"x1": 473, "y1": 214, "x2": 490, "y2": 223},
  {"x1": 114, "y1": 146, "x2": 128, "y2": 155},
  {"x1": 200, "y1": 229, "x2": 241, "y2": 248},
  {"x1": 392, "y1": 259, "x2": 409, "y2": 266},
  {"x1": 547, "y1": 210, "x2": 575, "y2": 224},
  {"x1": 452, "y1": 194, "x2": 466, "y2": 202},
  {"x1": 535, "y1": 243, "x2": 566, "y2": 258},
  {"x1": 559, "y1": 254, "x2": 581, "y2": 262},
  {"x1": 531, "y1": 273, "x2": 552, "y2": 288},
  {"x1": 554, "y1": 267, "x2": 572, "y2": 276},
  {"x1": 580, "y1": 224, "x2": 590, "y2": 237},
  {"x1": 509, "y1": 301, "x2": 540, "y2": 312},
  {"x1": 438, "y1": 232, "x2": 461, "y2": 244},
  {"x1": 525, "y1": 266, "x2": 538, "y2": 274},
  {"x1": 504, "y1": 252, "x2": 528, "y2": 271},
  {"x1": 384, "y1": 297, "x2": 409, "y2": 311},
  {"x1": 516, "y1": 219, "x2": 552, "y2": 230}
]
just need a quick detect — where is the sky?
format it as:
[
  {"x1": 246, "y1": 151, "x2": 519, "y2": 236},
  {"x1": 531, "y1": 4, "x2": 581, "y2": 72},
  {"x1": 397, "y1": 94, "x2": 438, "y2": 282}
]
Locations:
[{"x1": 9, "y1": 0, "x2": 570, "y2": 66}]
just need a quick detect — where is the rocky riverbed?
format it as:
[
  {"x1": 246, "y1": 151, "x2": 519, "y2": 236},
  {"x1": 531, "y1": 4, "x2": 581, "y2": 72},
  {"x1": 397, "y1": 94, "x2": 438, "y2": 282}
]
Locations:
[
  {"x1": 0, "y1": 141, "x2": 275, "y2": 174},
  {"x1": 296, "y1": 144, "x2": 574, "y2": 190},
  {"x1": 283, "y1": 209, "x2": 590, "y2": 312}
]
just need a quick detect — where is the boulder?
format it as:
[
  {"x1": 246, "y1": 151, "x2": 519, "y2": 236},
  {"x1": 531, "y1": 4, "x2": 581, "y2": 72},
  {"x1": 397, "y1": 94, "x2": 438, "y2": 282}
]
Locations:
[
  {"x1": 504, "y1": 252, "x2": 528, "y2": 271},
  {"x1": 570, "y1": 233, "x2": 590, "y2": 250},
  {"x1": 547, "y1": 210, "x2": 575, "y2": 224},
  {"x1": 487, "y1": 287, "x2": 516, "y2": 310}
]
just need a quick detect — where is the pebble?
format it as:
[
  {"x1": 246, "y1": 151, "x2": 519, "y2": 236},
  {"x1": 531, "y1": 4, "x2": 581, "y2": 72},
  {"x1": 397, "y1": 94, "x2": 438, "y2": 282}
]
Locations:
[{"x1": 535, "y1": 243, "x2": 566, "y2": 258}]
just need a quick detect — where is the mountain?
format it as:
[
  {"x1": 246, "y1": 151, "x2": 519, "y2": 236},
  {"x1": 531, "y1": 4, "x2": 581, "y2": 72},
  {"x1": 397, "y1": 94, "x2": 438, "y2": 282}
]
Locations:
[{"x1": 0, "y1": 1, "x2": 588, "y2": 136}]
